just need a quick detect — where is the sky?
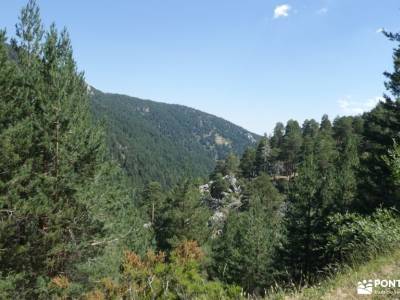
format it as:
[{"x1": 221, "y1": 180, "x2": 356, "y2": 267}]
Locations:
[{"x1": 1, "y1": 1, "x2": 399, "y2": 135}]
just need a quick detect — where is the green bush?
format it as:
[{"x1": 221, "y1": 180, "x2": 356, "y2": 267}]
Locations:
[{"x1": 325, "y1": 209, "x2": 400, "y2": 264}]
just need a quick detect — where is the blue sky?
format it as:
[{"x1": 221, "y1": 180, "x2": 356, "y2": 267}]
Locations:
[{"x1": 1, "y1": 1, "x2": 399, "y2": 134}]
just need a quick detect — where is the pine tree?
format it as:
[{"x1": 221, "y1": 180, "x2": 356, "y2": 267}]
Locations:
[
  {"x1": 282, "y1": 151, "x2": 323, "y2": 283},
  {"x1": 0, "y1": 1, "x2": 151, "y2": 296},
  {"x1": 359, "y1": 29, "x2": 400, "y2": 211},
  {"x1": 385, "y1": 140, "x2": 400, "y2": 186},
  {"x1": 254, "y1": 136, "x2": 271, "y2": 176},
  {"x1": 320, "y1": 114, "x2": 332, "y2": 132},
  {"x1": 301, "y1": 119, "x2": 319, "y2": 161},
  {"x1": 210, "y1": 154, "x2": 239, "y2": 180},
  {"x1": 242, "y1": 173, "x2": 282, "y2": 211},
  {"x1": 0, "y1": 28, "x2": 33, "y2": 299},
  {"x1": 212, "y1": 191, "x2": 282, "y2": 294},
  {"x1": 302, "y1": 119, "x2": 319, "y2": 139},
  {"x1": 156, "y1": 181, "x2": 211, "y2": 251},
  {"x1": 315, "y1": 115, "x2": 337, "y2": 172},
  {"x1": 270, "y1": 122, "x2": 285, "y2": 149},
  {"x1": 224, "y1": 153, "x2": 239, "y2": 175},
  {"x1": 282, "y1": 132, "x2": 338, "y2": 283},
  {"x1": 270, "y1": 122, "x2": 286, "y2": 176},
  {"x1": 333, "y1": 117, "x2": 360, "y2": 211},
  {"x1": 139, "y1": 181, "x2": 165, "y2": 224},
  {"x1": 239, "y1": 147, "x2": 256, "y2": 179},
  {"x1": 210, "y1": 173, "x2": 229, "y2": 199},
  {"x1": 281, "y1": 120, "x2": 303, "y2": 176}
]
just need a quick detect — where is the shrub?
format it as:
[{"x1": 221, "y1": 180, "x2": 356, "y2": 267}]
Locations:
[
  {"x1": 86, "y1": 240, "x2": 242, "y2": 299},
  {"x1": 325, "y1": 208, "x2": 400, "y2": 264}
]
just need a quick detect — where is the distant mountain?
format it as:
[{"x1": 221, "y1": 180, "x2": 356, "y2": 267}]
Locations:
[{"x1": 90, "y1": 88, "x2": 260, "y2": 187}]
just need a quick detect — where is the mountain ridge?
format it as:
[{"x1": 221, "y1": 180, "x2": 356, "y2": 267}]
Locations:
[
  {"x1": 4, "y1": 41, "x2": 260, "y2": 188},
  {"x1": 90, "y1": 87, "x2": 260, "y2": 187}
]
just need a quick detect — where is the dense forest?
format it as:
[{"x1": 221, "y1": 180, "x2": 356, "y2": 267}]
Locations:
[
  {"x1": 90, "y1": 87, "x2": 259, "y2": 188},
  {"x1": 2, "y1": 1, "x2": 400, "y2": 299}
]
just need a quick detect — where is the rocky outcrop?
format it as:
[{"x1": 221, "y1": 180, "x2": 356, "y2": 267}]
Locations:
[{"x1": 200, "y1": 174, "x2": 243, "y2": 236}]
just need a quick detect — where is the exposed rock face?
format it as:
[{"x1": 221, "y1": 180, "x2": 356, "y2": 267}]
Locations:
[
  {"x1": 214, "y1": 133, "x2": 231, "y2": 146},
  {"x1": 200, "y1": 174, "x2": 243, "y2": 237}
]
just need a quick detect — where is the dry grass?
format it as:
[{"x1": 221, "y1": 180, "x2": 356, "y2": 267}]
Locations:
[{"x1": 267, "y1": 249, "x2": 400, "y2": 300}]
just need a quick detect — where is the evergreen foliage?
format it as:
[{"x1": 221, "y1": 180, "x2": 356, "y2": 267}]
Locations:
[
  {"x1": 0, "y1": 2, "x2": 150, "y2": 297},
  {"x1": 281, "y1": 120, "x2": 303, "y2": 176},
  {"x1": 212, "y1": 201, "x2": 279, "y2": 294},
  {"x1": 210, "y1": 173, "x2": 229, "y2": 199},
  {"x1": 91, "y1": 88, "x2": 260, "y2": 188},
  {"x1": 254, "y1": 137, "x2": 272, "y2": 175},
  {"x1": 239, "y1": 147, "x2": 256, "y2": 179},
  {"x1": 211, "y1": 175, "x2": 282, "y2": 294},
  {"x1": 154, "y1": 181, "x2": 211, "y2": 251},
  {"x1": 359, "y1": 29, "x2": 400, "y2": 211},
  {"x1": 3, "y1": 2, "x2": 400, "y2": 298}
]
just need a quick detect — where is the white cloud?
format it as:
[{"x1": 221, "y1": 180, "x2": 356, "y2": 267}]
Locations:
[
  {"x1": 376, "y1": 27, "x2": 384, "y2": 33},
  {"x1": 338, "y1": 96, "x2": 383, "y2": 115},
  {"x1": 316, "y1": 7, "x2": 328, "y2": 15},
  {"x1": 273, "y1": 4, "x2": 291, "y2": 19}
]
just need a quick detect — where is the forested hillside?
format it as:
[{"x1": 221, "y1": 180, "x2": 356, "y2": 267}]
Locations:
[
  {"x1": 2, "y1": 1, "x2": 400, "y2": 299},
  {"x1": 91, "y1": 88, "x2": 259, "y2": 187}
]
